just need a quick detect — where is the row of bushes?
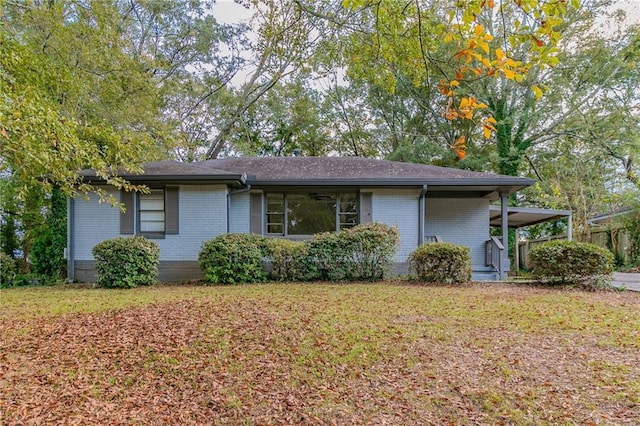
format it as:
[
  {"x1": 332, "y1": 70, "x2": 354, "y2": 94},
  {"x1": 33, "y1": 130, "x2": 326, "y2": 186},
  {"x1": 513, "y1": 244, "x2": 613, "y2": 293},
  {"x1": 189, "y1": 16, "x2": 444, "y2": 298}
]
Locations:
[
  {"x1": 198, "y1": 222, "x2": 401, "y2": 284},
  {"x1": 83, "y1": 223, "x2": 476, "y2": 288},
  {"x1": 21, "y1": 227, "x2": 612, "y2": 290}
]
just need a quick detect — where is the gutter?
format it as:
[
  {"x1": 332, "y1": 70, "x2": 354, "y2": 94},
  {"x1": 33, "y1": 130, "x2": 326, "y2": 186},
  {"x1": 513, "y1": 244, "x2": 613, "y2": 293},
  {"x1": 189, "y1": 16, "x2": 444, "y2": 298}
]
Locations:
[
  {"x1": 226, "y1": 184, "x2": 252, "y2": 233},
  {"x1": 81, "y1": 173, "x2": 247, "y2": 186},
  {"x1": 246, "y1": 177, "x2": 535, "y2": 188}
]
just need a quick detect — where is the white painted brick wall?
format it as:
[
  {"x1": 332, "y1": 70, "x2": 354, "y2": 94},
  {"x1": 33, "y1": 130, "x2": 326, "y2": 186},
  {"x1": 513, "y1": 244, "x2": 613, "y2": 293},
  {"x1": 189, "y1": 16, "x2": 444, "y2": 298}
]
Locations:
[
  {"x1": 73, "y1": 189, "x2": 121, "y2": 260},
  {"x1": 73, "y1": 185, "x2": 228, "y2": 261},
  {"x1": 158, "y1": 185, "x2": 227, "y2": 260},
  {"x1": 371, "y1": 189, "x2": 420, "y2": 261},
  {"x1": 229, "y1": 191, "x2": 250, "y2": 233},
  {"x1": 425, "y1": 198, "x2": 489, "y2": 268}
]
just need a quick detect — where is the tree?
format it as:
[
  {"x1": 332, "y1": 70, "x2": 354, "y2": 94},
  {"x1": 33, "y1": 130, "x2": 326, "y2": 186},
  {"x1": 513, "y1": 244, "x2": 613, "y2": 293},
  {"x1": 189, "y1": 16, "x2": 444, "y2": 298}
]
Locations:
[
  {"x1": 202, "y1": 0, "x2": 343, "y2": 159},
  {"x1": 1, "y1": 1, "x2": 167, "y2": 200}
]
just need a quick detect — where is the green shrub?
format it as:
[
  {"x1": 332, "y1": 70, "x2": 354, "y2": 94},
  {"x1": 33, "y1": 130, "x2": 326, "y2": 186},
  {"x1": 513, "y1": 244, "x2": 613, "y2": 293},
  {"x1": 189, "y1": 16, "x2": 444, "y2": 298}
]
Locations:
[
  {"x1": 92, "y1": 236, "x2": 159, "y2": 288},
  {"x1": 307, "y1": 231, "x2": 352, "y2": 281},
  {"x1": 528, "y1": 240, "x2": 614, "y2": 288},
  {"x1": 344, "y1": 222, "x2": 399, "y2": 280},
  {"x1": 408, "y1": 242, "x2": 471, "y2": 284},
  {"x1": 0, "y1": 252, "x2": 17, "y2": 288},
  {"x1": 307, "y1": 223, "x2": 399, "y2": 281},
  {"x1": 198, "y1": 234, "x2": 269, "y2": 284},
  {"x1": 267, "y1": 239, "x2": 319, "y2": 282}
]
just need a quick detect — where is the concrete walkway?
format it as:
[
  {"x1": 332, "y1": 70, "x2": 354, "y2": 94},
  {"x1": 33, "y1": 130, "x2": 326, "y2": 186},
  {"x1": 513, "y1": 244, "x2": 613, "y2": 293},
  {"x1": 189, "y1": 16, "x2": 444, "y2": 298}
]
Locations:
[{"x1": 612, "y1": 272, "x2": 640, "y2": 292}]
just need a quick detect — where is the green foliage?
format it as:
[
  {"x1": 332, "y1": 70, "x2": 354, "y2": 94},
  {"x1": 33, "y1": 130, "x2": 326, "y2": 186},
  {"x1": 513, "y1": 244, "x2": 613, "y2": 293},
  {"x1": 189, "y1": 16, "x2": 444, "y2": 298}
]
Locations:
[
  {"x1": 409, "y1": 242, "x2": 472, "y2": 284},
  {"x1": 528, "y1": 240, "x2": 614, "y2": 288},
  {"x1": 344, "y1": 222, "x2": 400, "y2": 280},
  {"x1": 1, "y1": 2, "x2": 165, "y2": 200},
  {"x1": 266, "y1": 239, "x2": 319, "y2": 282},
  {"x1": 622, "y1": 208, "x2": 640, "y2": 266},
  {"x1": 198, "y1": 234, "x2": 269, "y2": 284},
  {"x1": 30, "y1": 187, "x2": 67, "y2": 279},
  {"x1": 306, "y1": 232, "x2": 350, "y2": 281},
  {"x1": 92, "y1": 237, "x2": 159, "y2": 288},
  {"x1": 0, "y1": 252, "x2": 17, "y2": 288},
  {"x1": 307, "y1": 223, "x2": 399, "y2": 281}
]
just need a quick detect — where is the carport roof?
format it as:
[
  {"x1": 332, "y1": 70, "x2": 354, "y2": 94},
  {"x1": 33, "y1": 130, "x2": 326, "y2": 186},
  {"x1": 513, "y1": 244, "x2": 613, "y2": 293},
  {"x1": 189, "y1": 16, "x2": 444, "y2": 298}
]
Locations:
[{"x1": 489, "y1": 206, "x2": 572, "y2": 228}]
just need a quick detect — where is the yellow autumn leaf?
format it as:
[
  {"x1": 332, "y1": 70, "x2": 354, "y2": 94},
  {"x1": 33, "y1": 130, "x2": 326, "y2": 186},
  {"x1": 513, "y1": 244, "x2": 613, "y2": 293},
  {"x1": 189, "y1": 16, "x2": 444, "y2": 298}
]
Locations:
[
  {"x1": 474, "y1": 24, "x2": 484, "y2": 37},
  {"x1": 502, "y1": 68, "x2": 515, "y2": 79},
  {"x1": 505, "y1": 58, "x2": 519, "y2": 68},
  {"x1": 477, "y1": 40, "x2": 490, "y2": 54},
  {"x1": 487, "y1": 116, "x2": 498, "y2": 124},
  {"x1": 450, "y1": 80, "x2": 460, "y2": 87},
  {"x1": 532, "y1": 85, "x2": 543, "y2": 99},
  {"x1": 495, "y1": 48, "x2": 505, "y2": 61}
]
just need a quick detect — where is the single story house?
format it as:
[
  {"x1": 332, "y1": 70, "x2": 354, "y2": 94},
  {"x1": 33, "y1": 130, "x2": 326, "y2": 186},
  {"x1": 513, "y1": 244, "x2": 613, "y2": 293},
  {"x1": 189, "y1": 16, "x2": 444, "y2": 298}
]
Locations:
[{"x1": 69, "y1": 156, "x2": 537, "y2": 282}]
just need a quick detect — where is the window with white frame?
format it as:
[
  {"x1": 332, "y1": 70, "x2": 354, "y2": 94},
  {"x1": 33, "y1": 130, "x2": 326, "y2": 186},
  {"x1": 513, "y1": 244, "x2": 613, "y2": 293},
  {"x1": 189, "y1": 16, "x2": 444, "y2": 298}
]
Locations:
[{"x1": 139, "y1": 189, "x2": 165, "y2": 233}]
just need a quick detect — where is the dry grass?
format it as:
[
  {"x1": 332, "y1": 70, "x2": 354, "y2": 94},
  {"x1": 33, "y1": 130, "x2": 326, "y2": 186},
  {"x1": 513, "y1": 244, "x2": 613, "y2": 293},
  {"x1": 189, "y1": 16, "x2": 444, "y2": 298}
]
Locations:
[{"x1": 1, "y1": 282, "x2": 639, "y2": 425}]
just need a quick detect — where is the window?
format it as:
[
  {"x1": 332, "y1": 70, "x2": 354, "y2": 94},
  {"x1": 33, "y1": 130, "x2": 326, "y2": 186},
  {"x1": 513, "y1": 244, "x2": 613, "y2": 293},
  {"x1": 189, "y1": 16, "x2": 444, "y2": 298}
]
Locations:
[
  {"x1": 120, "y1": 187, "x2": 178, "y2": 237},
  {"x1": 139, "y1": 189, "x2": 165, "y2": 233},
  {"x1": 266, "y1": 192, "x2": 359, "y2": 236}
]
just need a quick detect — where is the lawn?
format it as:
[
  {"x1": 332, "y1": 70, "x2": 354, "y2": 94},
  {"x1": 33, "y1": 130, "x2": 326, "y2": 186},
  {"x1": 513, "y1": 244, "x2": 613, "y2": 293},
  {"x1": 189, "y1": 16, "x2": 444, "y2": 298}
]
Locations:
[{"x1": 1, "y1": 282, "x2": 639, "y2": 425}]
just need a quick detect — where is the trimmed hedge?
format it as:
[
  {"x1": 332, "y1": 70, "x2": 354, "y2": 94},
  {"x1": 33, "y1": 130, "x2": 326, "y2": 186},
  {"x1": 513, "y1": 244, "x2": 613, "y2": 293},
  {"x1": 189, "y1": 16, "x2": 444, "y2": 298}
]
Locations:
[
  {"x1": 409, "y1": 242, "x2": 471, "y2": 284},
  {"x1": 0, "y1": 252, "x2": 17, "y2": 288},
  {"x1": 198, "y1": 223, "x2": 399, "y2": 284},
  {"x1": 267, "y1": 239, "x2": 318, "y2": 282},
  {"x1": 92, "y1": 236, "x2": 159, "y2": 288},
  {"x1": 198, "y1": 234, "x2": 269, "y2": 284},
  {"x1": 528, "y1": 240, "x2": 614, "y2": 288},
  {"x1": 307, "y1": 223, "x2": 399, "y2": 281}
]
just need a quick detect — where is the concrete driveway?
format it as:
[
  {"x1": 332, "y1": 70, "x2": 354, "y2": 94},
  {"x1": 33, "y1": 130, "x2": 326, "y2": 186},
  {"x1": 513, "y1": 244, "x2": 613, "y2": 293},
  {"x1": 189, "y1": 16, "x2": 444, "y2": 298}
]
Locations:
[{"x1": 612, "y1": 272, "x2": 640, "y2": 292}]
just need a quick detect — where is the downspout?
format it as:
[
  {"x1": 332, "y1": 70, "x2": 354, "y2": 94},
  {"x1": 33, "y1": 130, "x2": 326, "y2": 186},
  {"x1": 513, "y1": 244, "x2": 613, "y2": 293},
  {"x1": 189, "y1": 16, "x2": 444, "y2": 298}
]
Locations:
[
  {"x1": 418, "y1": 185, "x2": 428, "y2": 246},
  {"x1": 226, "y1": 184, "x2": 252, "y2": 233},
  {"x1": 67, "y1": 197, "x2": 75, "y2": 283},
  {"x1": 500, "y1": 192, "x2": 509, "y2": 280}
]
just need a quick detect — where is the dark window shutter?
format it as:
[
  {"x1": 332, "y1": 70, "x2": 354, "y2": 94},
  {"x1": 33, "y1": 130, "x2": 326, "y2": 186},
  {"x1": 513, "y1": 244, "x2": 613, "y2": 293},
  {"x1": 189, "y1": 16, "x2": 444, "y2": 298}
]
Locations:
[
  {"x1": 165, "y1": 186, "x2": 179, "y2": 234},
  {"x1": 360, "y1": 192, "x2": 372, "y2": 224},
  {"x1": 120, "y1": 190, "x2": 134, "y2": 234},
  {"x1": 250, "y1": 193, "x2": 263, "y2": 234}
]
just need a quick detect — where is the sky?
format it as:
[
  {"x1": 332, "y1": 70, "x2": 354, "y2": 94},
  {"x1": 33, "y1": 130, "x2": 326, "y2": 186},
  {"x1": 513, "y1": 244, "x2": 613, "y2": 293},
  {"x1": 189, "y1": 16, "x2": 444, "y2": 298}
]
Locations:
[
  {"x1": 210, "y1": 0, "x2": 640, "y2": 26},
  {"x1": 211, "y1": 0, "x2": 253, "y2": 25}
]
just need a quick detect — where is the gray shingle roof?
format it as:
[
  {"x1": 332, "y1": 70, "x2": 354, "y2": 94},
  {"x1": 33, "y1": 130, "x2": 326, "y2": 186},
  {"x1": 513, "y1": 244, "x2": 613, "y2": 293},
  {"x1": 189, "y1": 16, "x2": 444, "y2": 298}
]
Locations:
[
  {"x1": 203, "y1": 157, "x2": 533, "y2": 186},
  {"x1": 80, "y1": 160, "x2": 245, "y2": 182},
  {"x1": 81, "y1": 157, "x2": 534, "y2": 191}
]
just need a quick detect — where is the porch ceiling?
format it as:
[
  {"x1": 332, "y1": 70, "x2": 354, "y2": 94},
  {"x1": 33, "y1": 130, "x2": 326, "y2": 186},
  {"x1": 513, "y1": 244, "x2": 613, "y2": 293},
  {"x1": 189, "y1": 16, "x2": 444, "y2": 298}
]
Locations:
[{"x1": 489, "y1": 206, "x2": 572, "y2": 228}]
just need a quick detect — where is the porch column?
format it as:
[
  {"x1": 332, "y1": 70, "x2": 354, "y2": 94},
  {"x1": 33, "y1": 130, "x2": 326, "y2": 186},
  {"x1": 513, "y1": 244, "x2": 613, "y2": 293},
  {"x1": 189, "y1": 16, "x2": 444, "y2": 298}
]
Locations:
[
  {"x1": 567, "y1": 214, "x2": 573, "y2": 241},
  {"x1": 514, "y1": 228, "x2": 520, "y2": 276},
  {"x1": 500, "y1": 193, "x2": 509, "y2": 280},
  {"x1": 418, "y1": 185, "x2": 428, "y2": 246}
]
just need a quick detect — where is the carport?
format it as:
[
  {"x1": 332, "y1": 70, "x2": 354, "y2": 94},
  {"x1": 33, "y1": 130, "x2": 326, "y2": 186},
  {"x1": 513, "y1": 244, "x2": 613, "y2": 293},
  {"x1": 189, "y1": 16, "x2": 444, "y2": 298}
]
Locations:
[{"x1": 489, "y1": 206, "x2": 573, "y2": 275}]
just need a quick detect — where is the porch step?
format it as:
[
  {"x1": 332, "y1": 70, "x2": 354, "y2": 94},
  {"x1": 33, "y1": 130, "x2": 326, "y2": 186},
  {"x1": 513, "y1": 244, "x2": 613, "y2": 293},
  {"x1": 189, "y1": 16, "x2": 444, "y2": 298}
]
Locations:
[{"x1": 472, "y1": 270, "x2": 500, "y2": 281}]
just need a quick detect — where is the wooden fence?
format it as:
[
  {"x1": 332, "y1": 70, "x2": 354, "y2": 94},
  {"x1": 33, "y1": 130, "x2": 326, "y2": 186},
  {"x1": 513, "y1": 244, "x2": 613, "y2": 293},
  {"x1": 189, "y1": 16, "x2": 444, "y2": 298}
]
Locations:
[{"x1": 517, "y1": 228, "x2": 633, "y2": 270}]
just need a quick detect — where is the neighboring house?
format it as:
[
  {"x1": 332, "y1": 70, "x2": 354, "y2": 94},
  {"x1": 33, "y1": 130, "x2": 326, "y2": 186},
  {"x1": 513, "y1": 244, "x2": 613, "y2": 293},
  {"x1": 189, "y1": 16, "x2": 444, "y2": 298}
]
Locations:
[{"x1": 69, "y1": 157, "x2": 536, "y2": 282}]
